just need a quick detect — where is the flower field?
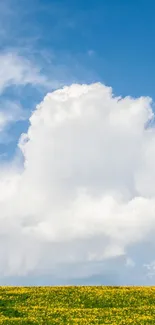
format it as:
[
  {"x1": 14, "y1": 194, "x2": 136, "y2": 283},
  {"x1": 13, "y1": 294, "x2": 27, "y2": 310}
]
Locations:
[{"x1": 0, "y1": 286, "x2": 154, "y2": 324}]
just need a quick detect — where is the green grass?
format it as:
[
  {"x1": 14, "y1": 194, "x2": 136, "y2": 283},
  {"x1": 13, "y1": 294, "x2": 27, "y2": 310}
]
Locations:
[{"x1": 0, "y1": 286, "x2": 154, "y2": 324}]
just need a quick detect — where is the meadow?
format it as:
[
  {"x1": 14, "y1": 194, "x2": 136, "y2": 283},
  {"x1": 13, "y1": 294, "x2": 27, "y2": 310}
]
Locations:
[{"x1": 0, "y1": 286, "x2": 154, "y2": 324}]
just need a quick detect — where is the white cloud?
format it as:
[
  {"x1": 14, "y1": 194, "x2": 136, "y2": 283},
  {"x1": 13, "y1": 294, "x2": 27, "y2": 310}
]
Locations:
[
  {"x1": 0, "y1": 101, "x2": 27, "y2": 133},
  {"x1": 0, "y1": 50, "x2": 54, "y2": 137},
  {"x1": 0, "y1": 51, "x2": 51, "y2": 93},
  {"x1": 0, "y1": 82, "x2": 155, "y2": 283}
]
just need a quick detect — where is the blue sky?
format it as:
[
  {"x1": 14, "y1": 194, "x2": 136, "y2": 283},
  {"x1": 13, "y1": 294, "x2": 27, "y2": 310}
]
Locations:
[
  {"x1": 1, "y1": 0, "x2": 155, "y2": 285},
  {"x1": 1, "y1": 0, "x2": 155, "y2": 160},
  {"x1": 13, "y1": 0, "x2": 155, "y2": 98}
]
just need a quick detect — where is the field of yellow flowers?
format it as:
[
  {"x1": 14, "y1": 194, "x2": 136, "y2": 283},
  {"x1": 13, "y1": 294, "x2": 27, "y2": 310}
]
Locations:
[{"x1": 0, "y1": 286, "x2": 154, "y2": 324}]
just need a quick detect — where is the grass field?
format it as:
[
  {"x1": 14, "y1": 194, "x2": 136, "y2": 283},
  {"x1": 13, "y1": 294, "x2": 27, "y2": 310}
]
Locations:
[{"x1": 0, "y1": 286, "x2": 154, "y2": 324}]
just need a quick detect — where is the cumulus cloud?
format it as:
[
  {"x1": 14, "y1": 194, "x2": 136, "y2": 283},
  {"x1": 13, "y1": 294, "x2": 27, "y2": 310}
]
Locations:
[{"x1": 0, "y1": 82, "x2": 155, "y2": 283}]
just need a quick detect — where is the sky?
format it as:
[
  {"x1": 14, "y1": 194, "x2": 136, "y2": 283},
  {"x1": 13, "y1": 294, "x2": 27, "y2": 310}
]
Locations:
[{"x1": 0, "y1": 0, "x2": 155, "y2": 286}]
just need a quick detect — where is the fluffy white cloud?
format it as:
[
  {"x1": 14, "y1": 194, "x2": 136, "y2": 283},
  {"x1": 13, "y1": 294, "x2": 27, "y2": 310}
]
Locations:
[{"x1": 0, "y1": 82, "x2": 155, "y2": 283}]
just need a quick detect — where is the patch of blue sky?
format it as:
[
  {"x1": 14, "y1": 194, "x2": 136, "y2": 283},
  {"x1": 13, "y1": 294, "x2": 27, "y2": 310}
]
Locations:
[
  {"x1": 10, "y1": 0, "x2": 155, "y2": 98},
  {"x1": 1, "y1": 0, "x2": 155, "y2": 162}
]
